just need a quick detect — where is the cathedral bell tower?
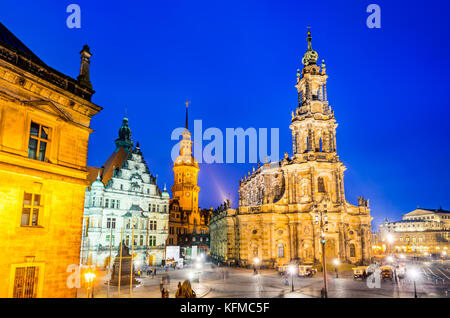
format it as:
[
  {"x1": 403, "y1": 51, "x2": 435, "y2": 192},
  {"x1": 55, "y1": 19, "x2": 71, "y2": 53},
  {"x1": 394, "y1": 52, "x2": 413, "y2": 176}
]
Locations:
[
  {"x1": 291, "y1": 29, "x2": 337, "y2": 160},
  {"x1": 171, "y1": 102, "x2": 200, "y2": 216},
  {"x1": 289, "y1": 29, "x2": 345, "y2": 204}
]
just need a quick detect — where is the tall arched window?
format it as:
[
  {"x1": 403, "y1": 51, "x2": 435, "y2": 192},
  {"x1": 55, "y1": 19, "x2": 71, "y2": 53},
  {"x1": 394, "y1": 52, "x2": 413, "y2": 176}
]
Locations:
[
  {"x1": 318, "y1": 177, "x2": 326, "y2": 193},
  {"x1": 319, "y1": 138, "x2": 323, "y2": 152},
  {"x1": 349, "y1": 243, "x2": 356, "y2": 257},
  {"x1": 306, "y1": 136, "x2": 309, "y2": 152},
  {"x1": 277, "y1": 244, "x2": 284, "y2": 258}
]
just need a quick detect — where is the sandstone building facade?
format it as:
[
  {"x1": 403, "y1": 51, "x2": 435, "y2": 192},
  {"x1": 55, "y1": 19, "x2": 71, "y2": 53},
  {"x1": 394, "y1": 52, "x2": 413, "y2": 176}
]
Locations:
[
  {"x1": 81, "y1": 117, "x2": 170, "y2": 268},
  {"x1": 210, "y1": 31, "x2": 373, "y2": 268},
  {"x1": 374, "y1": 207, "x2": 449, "y2": 256},
  {"x1": 0, "y1": 23, "x2": 101, "y2": 297}
]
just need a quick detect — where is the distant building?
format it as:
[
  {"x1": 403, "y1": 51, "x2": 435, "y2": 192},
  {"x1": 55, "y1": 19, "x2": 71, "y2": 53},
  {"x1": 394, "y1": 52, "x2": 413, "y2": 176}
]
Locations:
[
  {"x1": 167, "y1": 104, "x2": 211, "y2": 258},
  {"x1": 210, "y1": 30, "x2": 373, "y2": 268},
  {"x1": 0, "y1": 23, "x2": 101, "y2": 297},
  {"x1": 81, "y1": 117, "x2": 170, "y2": 268},
  {"x1": 375, "y1": 207, "x2": 450, "y2": 256}
]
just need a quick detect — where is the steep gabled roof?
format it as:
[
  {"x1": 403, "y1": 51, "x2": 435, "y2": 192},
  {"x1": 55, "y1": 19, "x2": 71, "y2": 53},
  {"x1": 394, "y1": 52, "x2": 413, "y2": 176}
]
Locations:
[{"x1": 87, "y1": 147, "x2": 130, "y2": 187}]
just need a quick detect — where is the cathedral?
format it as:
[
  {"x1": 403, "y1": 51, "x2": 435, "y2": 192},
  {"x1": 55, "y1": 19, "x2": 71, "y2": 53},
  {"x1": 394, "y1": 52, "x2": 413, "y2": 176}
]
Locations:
[
  {"x1": 168, "y1": 104, "x2": 211, "y2": 257},
  {"x1": 82, "y1": 116, "x2": 170, "y2": 267},
  {"x1": 210, "y1": 30, "x2": 373, "y2": 267}
]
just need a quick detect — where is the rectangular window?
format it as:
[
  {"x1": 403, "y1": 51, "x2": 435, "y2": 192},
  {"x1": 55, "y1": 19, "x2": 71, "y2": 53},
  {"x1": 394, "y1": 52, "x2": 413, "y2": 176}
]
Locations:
[
  {"x1": 28, "y1": 122, "x2": 49, "y2": 161},
  {"x1": 106, "y1": 218, "x2": 111, "y2": 229},
  {"x1": 152, "y1": 204, "x2": 156, "y2": 212},
  {"x1": 13, "y1": 266, "x2": 39, "y2": 298},
  {"x1": 140, "y1": 235, "x2": 144, "y2": 246},
  {"x1": 133, "y1": 235, "x2": 137, "y2": 246},
  {"x1": 111, "y1": 200, "x2": 115, "y2": 209},
  {"x1": 116, "y1": 200, "x2": 120, "y2": 209},
  {"x1": 149, "y1": 236, "x2": 156, "y2": 247},
  {"x1": 111, "y1": 218, "x2": 116, "y2": 229},
  {"x1": 105, "y1": 199, "x2": 109, "y2": 208},
  {"x1": 21, "y1": 193, "x2": 41, "y2": 227},
  {"x1": 125, "y1": 235, "x2": 130, "y2": 246}
]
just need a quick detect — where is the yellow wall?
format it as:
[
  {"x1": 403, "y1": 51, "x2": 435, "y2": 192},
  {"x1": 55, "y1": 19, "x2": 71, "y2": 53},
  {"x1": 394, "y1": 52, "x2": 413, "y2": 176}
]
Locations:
[{"x1": 0, "y1": 59, "x2": 100, "y2": 297}]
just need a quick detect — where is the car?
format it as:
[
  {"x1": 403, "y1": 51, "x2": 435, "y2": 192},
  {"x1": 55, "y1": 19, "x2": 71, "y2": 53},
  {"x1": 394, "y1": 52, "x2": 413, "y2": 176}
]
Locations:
[
  {"x1": 395, "y1": 265, "x2": 406, "y2": 279},
  {"x1": 298, "y1": 265, "x2": 317, "y2": 277},
  {"x1": 352, "y1": 266, "x2": 368, "y2": 280},
  {"x1": 380, "y1": 265, "x2": 393, "y2": 280}
]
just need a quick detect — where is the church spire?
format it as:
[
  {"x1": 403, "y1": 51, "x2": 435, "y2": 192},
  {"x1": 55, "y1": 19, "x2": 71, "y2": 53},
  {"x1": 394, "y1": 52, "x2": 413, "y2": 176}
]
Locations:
[
  {"x1": 115, "y1": 114, "x2": 133, "y2": 152},
  {"x1": 185, "y1": 101, "x2": 190, "y2": 130},
  {"x1": 302, "y1": 28, "x2": 319, "y2": 66}
]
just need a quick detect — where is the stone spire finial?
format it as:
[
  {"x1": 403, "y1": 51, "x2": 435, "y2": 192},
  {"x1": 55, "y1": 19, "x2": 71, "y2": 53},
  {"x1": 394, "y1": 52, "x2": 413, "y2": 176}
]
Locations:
[
  {"x1": 185, "y1": 101, "x2": 190, "y2": 130},
  {"x1": 77, "y1": 44, "x2": 93, "y2": 89},
  {"x1": 302, "y1": 28, "x2": 319, "y2": 66},
  {"x1": 321, "y1": 59, "x2": 326, "y2": 74}
]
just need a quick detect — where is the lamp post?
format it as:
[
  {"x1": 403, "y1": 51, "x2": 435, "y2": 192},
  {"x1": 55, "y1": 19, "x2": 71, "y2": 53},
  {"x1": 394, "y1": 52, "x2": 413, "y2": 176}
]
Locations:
[
  {"x1": 386, "y1": 234, "x2": 394, "y2": 255},
  {"x1": 333, "y1": 259, "x2": 339, "y2": 278},
  {"x1": 253, "y1": 257, "x2": 260, "y2": 275},
  {"x1": 288, "y1": 265, "x2": 296, "y2": 292},
  {"x1": 84, "y1": 268, "x2": 96, "y2": 298},
  {"x1": 314, "y1": 201, "x2": 328, "y2": 298},
  {"x1": 195, "y1": 260, "x2": 202, "y2": 284},
  {"x1": 409, "y1": 268, "x2": 419, "y2": 298}
]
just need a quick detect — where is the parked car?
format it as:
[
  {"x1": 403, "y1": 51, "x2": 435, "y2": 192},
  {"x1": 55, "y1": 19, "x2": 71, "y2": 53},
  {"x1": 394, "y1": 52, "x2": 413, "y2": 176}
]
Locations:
[
  {"x1": 396, "y1": 265, "x2": 406, "y2": 279},
  {"x1": 352, "y1": 266, "x2": 368, "y2": 280},
  {"x1": 380, "y1": 265, "x2": 393, "y2": 280},
  {"x1": 298, "y1": 265, "x2": 317, "y2": 277}
]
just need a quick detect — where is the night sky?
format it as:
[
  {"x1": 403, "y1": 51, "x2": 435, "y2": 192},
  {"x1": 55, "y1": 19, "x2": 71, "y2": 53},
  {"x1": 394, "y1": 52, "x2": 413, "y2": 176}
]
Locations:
[{"x1": 2, "y1": 0, "x2": 449, "y2": 229}]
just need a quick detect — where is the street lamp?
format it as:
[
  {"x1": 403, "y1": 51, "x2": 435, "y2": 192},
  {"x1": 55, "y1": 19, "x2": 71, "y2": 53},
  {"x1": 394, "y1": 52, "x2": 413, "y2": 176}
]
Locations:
[
  {"x1": 84, "y1": 268, "x2": 96, "y2": 298},
  {"x1": 288, "y1": 265, "x2": 296, "y2": 292},
  {"x1": 409, "y1": 268, "x2": 419, "y2": 298},
  {"x1": 333, "y1": 259, "x2": 339, "y2": 278},
  {"x1": 253, "y1": 257, "x2": 260, "y2": 275},
  {"x1": 386, "y1": 234, "x2": 394, "y2": 255},
  {"x1": 386, "y1": 256, "x2": 394, "y2": 263},
  {"x1": 314, "y1": 200, "x2": 329, "y2": 298}
]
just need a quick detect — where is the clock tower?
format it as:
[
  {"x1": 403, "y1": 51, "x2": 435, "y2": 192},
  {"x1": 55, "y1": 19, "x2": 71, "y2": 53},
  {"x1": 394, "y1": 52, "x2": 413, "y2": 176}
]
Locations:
[{"x1": 171, "y1": 102, "x2": 200, "y2": 215}]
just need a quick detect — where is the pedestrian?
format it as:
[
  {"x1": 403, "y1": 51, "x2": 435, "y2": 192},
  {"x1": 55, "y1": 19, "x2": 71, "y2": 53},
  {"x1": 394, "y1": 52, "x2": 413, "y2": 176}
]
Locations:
[
  {"x1": 160, "y1": 279, "x2": 164, "y2": 291},
  {"x1": 284, "y1": 274, "x2": 289, "y2": 286},
  {"x1": 153, "y1": 268, "x2": 157, "y2": 278},
  {"x1": 161, "y1": 287, "x2": 165, "y2": 298}
]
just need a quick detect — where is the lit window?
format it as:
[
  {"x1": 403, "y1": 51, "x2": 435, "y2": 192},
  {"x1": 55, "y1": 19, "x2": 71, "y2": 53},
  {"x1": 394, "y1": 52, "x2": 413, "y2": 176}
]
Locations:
[
  {"x1": 21, "y1": 193, "x2": 41, "y2": 227},
  {"x1": 28, "y1": 122, "x2": 49, "y2": 161}
]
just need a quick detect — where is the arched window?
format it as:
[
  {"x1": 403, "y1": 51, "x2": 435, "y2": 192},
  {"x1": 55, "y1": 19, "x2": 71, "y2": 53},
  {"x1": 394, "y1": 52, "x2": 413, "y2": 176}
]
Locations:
[
  {"x1": 349, "y1": 243, "x2": 356, "y2": 257},
  {"x1": 277, "y1": 244, "x2": 284, "y2": 258},
  {"x1": 306, "y1": 136, "x2": 309, "y2": 152},
  {"x1": 319, "y1": 138, "x2": 323, "y2": 152},
  {"x1": 318, "y1": 177, "x2": 326, "y2": 193}
]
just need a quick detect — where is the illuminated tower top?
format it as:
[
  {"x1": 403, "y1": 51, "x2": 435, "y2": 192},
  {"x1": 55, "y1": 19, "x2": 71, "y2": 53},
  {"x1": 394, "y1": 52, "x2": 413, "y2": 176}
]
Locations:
[{"x1": 171, "y1": 102, "x2": 200, "y2": 214}]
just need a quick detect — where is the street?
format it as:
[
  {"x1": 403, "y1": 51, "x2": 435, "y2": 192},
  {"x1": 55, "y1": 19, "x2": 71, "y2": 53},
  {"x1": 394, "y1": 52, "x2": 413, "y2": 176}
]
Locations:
[{"x1": 77, "y1": 259, "x2": 450, "y2": 298}]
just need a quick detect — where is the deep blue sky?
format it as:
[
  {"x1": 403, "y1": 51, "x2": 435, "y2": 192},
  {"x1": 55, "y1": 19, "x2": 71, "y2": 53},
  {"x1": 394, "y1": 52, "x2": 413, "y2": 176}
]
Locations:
[{"x1": 2, "y1": 0, "x2": 449, "y2": 229}]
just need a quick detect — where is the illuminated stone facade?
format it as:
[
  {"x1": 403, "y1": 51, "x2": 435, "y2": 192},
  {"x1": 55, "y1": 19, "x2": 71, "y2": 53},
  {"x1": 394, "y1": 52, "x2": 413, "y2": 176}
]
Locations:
[
  {"x1": 0, "y1": 23, "x2": 101, "y2": 297},
  {"x1": 81, "y1": 117, "x2": 170, "y2": 268},
  {"x1": 210, "y1": 31, "x2": 373, "y2": 267},
  {"x1": 168, "y1": 105, "x2": 210, "y2": 254},
  {"x1": 375, "y1": 207, "x2": 450, "y2": 256}
]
